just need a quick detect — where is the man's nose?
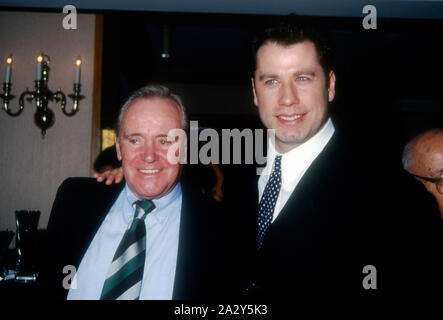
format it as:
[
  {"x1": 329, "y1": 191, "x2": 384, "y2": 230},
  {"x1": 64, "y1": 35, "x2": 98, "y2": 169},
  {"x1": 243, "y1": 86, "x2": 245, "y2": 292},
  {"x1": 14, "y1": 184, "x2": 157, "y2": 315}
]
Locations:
[
  {"x1": 142, "y1": 142, "x2": 157, "y2": 163},
  {"x1": 279, "y1": 82, "x2": 299, "y2": 106}
]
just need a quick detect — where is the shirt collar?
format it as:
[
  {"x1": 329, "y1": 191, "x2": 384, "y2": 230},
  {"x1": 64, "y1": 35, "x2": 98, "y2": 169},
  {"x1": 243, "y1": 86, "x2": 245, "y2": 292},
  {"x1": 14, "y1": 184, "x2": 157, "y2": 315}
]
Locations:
[
  {"x1": 123, "y1": 182, "x2": 182, "y2": 225},
  {"x1": 266, "y1": 118, "x2": 335, "y2": 190}
]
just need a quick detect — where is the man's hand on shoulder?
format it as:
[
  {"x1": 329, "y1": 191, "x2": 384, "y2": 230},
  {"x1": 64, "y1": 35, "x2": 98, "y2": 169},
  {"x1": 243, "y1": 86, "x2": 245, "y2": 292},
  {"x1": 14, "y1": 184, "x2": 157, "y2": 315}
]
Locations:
[{"x1": 93, "y1": 167, "x2": 124, "y2": 185}]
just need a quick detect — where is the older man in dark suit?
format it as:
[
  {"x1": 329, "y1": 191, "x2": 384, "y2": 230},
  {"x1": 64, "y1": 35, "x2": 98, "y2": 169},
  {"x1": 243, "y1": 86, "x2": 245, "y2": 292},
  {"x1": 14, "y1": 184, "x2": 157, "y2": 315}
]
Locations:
[{"x1": 40, "y1": 85, "x2": 232, "y2": 300}]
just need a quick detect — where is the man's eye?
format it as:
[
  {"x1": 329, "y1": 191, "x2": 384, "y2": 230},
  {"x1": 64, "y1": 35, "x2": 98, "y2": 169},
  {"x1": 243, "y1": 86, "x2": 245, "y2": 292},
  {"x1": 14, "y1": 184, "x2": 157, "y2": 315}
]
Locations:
[
  {"x1": 159, "y1": 139, "x2": 171, "y2": 145},
  {"x1": 265, "y1": 79, "x2": 277, "y2": 86},
  {"x1": 296, "y1": 76, "x2": 309, "y2": 81},
  {"x1": 129, "y1": 138, "x2": 139, "y2": 144}
]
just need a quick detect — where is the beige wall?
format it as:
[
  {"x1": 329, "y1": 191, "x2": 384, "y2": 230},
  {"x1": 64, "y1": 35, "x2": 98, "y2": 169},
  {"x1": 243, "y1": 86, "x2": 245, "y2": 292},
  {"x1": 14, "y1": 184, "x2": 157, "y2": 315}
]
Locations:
[{"x1": 0, "y1": 11, "x2": 97, "y2": 231}]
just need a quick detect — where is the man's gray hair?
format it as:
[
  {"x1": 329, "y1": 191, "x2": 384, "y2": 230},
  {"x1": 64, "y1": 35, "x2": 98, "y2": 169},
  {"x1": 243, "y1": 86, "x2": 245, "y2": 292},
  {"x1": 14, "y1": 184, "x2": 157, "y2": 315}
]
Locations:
[
  {"x1": 402, "y1": 128, "x2": 443, "y2": 170},
  {"x1": 116, "y1": 84, "x2": 188, "y2": 137}
]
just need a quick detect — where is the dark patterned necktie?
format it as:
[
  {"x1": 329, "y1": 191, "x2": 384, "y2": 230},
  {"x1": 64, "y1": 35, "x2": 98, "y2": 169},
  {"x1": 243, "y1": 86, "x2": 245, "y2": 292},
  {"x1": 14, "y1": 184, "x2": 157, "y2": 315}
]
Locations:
[
  {"x1": 257, "y1": 155, "x2": 282, "y2": 249},
  {"x1": 100, "y1": 200, "x2": 155, "y2": 300}
]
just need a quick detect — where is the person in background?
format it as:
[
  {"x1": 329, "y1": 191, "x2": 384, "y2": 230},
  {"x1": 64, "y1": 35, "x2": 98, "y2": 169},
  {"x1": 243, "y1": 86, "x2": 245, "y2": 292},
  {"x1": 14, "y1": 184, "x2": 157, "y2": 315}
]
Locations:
[
  {"x1": 93, "y1": 145, "x2": 121, "y2": 174},
  {"x1": 403, "y1": 128, "x2": 443, "y2": 219}
]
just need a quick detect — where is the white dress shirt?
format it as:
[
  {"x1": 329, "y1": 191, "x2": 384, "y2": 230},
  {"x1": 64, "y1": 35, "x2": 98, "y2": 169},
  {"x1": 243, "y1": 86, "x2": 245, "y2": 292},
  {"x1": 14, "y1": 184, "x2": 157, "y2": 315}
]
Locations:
[
  {"x1": 258, "y1": 118, "x2": 335, "y2": 221},
  {"x1": 67, "y1": 183, "x2": 182, "y2": 300}
]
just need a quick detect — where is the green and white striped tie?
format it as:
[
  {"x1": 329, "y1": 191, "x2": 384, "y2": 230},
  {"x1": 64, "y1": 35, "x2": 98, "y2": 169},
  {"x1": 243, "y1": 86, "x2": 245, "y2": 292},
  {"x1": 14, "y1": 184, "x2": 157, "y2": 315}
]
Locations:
[{"x1": 100, "y1": 200, "x2": 155, "y2": 300}]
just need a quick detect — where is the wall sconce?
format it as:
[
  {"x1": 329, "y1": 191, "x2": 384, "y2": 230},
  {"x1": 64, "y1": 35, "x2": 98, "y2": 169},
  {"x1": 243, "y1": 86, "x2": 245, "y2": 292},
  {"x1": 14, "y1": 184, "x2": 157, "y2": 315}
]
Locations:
[{"x1": 0, "y1": 53, "x2": 84, "y2": 137}]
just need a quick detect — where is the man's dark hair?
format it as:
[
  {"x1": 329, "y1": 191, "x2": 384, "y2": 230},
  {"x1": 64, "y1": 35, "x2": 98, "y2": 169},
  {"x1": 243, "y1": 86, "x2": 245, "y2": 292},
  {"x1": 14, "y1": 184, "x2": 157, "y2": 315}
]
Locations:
[{"x1": 251, "y1": 14, "x2": 334, "y2": 79}]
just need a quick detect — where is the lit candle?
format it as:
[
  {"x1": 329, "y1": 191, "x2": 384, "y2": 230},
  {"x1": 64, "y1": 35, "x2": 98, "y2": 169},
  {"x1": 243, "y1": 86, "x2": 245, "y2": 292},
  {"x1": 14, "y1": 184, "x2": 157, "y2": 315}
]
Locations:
[
  {"x1": 5, "y1": 56, "x2": 12, "y2": 83},
  {"x1": 36, "y1": 55, "x2": 43, "y2": 81},
  {"x1": 75, "y1": 57, "x2": 81, "y2": 84}
]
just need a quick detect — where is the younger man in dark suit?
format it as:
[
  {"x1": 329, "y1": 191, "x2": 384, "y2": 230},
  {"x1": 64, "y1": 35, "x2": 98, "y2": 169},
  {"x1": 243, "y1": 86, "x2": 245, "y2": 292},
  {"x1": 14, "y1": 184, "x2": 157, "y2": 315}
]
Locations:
[{"x1": 238, "y1": 16, "x2": 443, "y2": 298}]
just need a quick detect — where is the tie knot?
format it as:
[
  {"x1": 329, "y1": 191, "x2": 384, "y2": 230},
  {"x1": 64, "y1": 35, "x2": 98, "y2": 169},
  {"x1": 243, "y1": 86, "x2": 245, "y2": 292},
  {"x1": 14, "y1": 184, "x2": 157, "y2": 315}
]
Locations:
[{"x1": 134, "y1": 200, "x2": 155, "y2": 219}]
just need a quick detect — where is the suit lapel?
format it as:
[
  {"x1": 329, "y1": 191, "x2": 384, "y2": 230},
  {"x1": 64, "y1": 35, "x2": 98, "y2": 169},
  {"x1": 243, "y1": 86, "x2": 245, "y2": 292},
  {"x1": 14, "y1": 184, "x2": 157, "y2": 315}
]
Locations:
[
  {"x1": 172, "y1": 184, "x2": 228, "y2": 299},
  {"x1": 71, "y1": 182, "x2": 125, "y2": 269},
  {"x1": 267, "y1": 133, "x2": 341, "y2": 230}
]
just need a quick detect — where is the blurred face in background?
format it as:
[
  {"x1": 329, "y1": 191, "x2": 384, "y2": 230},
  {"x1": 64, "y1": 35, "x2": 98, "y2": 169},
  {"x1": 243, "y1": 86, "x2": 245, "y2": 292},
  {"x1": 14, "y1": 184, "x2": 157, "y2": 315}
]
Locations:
[{"x1": 409, "y1": 131, "x2": 443, "y2": 217}]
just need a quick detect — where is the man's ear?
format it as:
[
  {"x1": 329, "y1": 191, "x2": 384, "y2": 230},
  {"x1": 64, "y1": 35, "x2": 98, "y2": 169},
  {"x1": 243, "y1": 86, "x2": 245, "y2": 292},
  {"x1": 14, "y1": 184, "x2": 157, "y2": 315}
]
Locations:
[
  {"x1": 328, "y1": 71, "x2": 336, "y2": 102},
  {"x1": 251, "y1": 77, "x2": 258, "y2": 107},
  {"x1": 115, "y1": 136, "x2": 122, "y2": 161}
]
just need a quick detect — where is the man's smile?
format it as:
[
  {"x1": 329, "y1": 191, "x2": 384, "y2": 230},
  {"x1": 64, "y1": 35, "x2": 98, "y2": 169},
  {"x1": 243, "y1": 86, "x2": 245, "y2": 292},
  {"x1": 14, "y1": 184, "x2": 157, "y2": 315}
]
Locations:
[
  {"x1": 276, "y1": 113, "x2": 306, "y2": 123},
  {"x1": 138, "y1": 169, "x2": 161, "y2": 174}
]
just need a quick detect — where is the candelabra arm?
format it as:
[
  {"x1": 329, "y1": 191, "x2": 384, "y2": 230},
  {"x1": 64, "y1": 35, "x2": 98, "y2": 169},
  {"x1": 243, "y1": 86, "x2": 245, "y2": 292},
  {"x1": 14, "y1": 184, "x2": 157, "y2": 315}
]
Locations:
[
  {"x1": 66, "y1": 83, "x2": 84, "y2": 116},
  {"x1": 1, "y1": 83, "x2": 20, "y2": 116},
  {"x1": 53, "y1": 89, "x2": 68, "y2": 114},
  {"x1": 18, "y1": 89, "x2": 36, "y2": 115}
]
